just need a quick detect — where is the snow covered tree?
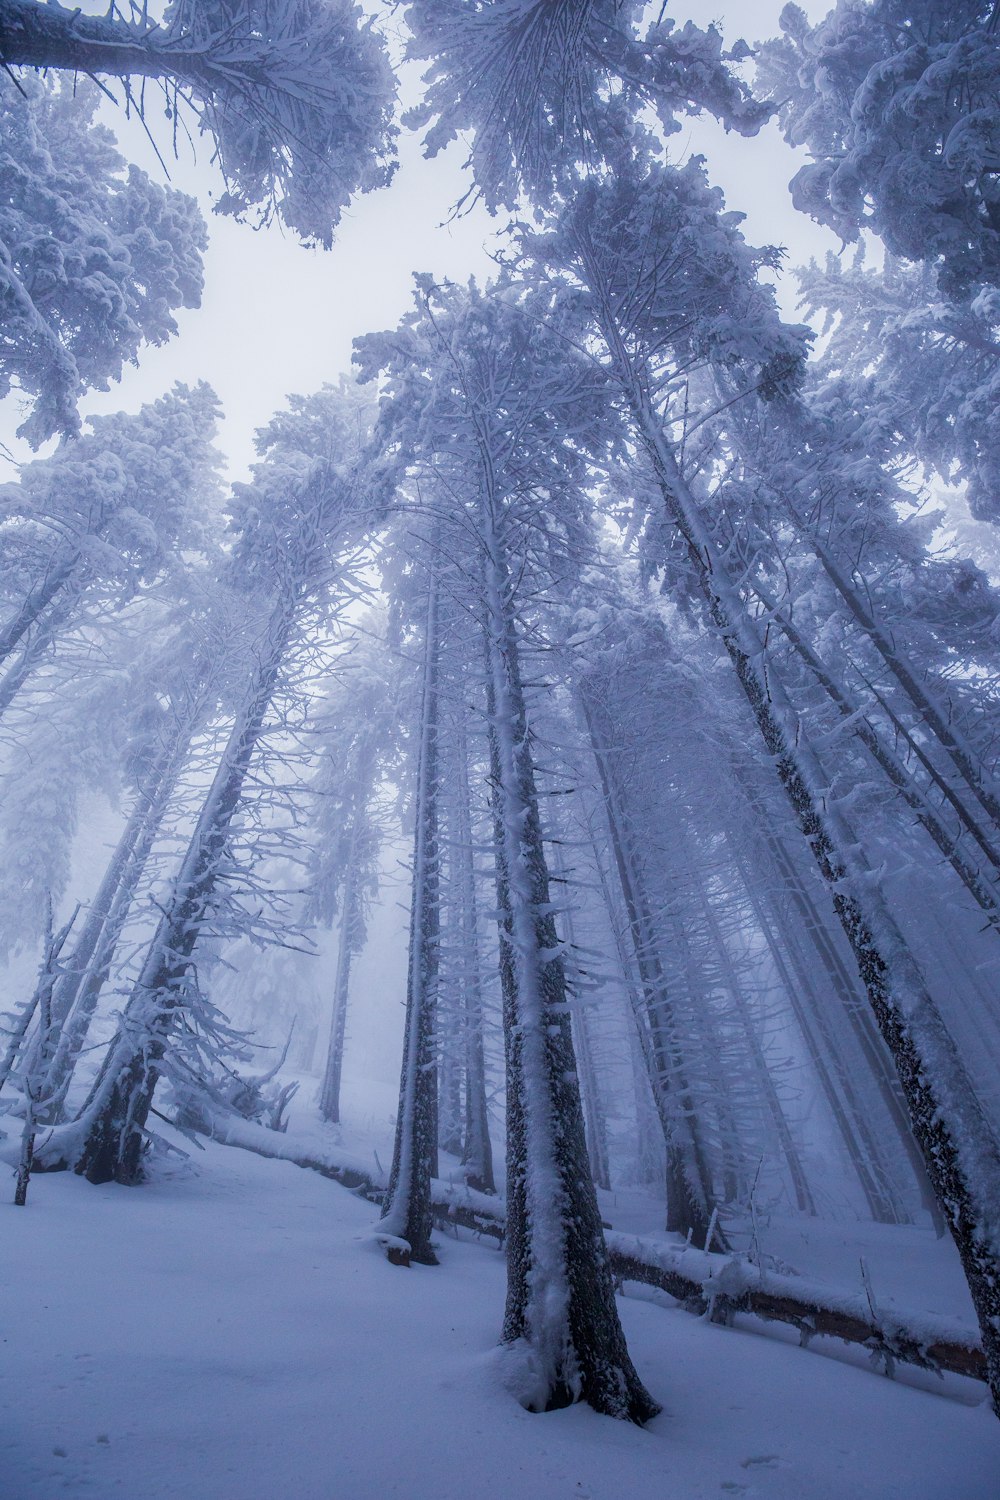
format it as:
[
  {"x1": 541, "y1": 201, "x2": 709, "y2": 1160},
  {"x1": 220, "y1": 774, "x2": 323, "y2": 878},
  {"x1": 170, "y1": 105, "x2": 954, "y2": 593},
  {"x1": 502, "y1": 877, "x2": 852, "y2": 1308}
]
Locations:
[
  {"x1": 440, "y1": 710, "x2": 496, "y2": 1195},
  {"x1": 307, "y1": 625, "x2": 398, "y2": 1126},
  {"x1": 401, "y1": 0, "x2": 769, "y2": 210},
  {"x1": 38, "y1": 601, "x2": 237, "y2": 1122},
  {"x1": 0, "y1": 381, "x2": 223, "y2": 726},
  {"x1": 522, "y1": 154, "x2": 1000, "y2": 1409},
  {"x1": 795, "y1": 247, "x2": 1000, "y2": 523},
  {"x1": 758, "y1": 2, "x2": 1000, "y2": 295},
  {"x1": 0, "y1": 74, "x2": 206, "y2": 444},
  {"x1": 0, "y1": 0, "x2": 397, "y2": 245},
  {"x1": 39, "y1": 381, "x2": 389, "y2": 1185},
  {"x1": 359, "y1": 278, "x2": 659, "y2": 1422}
]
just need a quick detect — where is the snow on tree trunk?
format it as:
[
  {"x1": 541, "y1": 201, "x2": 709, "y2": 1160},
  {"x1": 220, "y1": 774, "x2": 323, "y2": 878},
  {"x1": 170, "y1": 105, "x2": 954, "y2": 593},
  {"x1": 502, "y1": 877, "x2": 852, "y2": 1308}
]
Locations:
[
  {"x1": 380, "y1": 580, "x2": 442, "y2": 1266},
  {"x1": 480, "y1": 506, "x2": 658, "y2": 1423},
  {"x1": 750, "y1": 577, "x2": 1000, "y2": 930},
  {"x1": 813, "y1": 538, "x2": 1000, "y2": 842},
  {"x1": 69, "y1": 599, "x2": 293, "y2": 1185},
  {"x1": 41, "y1": 704, "x2": 201, "y2": 1121},
  {"x1": 550, "y1": 839, "x2": 611, "y2": 1192}
]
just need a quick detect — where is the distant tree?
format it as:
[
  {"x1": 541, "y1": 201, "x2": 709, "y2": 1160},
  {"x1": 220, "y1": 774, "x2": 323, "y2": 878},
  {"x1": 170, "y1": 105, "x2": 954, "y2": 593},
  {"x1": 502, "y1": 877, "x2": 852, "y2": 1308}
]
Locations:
[
  {"x1": 379, "y1": 573, "x2": 442, "y2": 1266},
  {"x1": 0, "y1": 75, "x2": 206, "y2": 444},
  {"x1": 0, "y1": 0, "x2": 398, "y2": 246},
  {"x1": 307, "y1": 621, "x2": 399, "y2": 1126}
]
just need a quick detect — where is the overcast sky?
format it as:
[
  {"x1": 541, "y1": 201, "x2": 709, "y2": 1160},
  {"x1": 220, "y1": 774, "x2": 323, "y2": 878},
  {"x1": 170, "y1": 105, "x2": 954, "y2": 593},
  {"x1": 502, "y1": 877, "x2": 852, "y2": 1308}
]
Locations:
[{"x1": 1, "y1": 1, "x2": 835, "y2": 483}]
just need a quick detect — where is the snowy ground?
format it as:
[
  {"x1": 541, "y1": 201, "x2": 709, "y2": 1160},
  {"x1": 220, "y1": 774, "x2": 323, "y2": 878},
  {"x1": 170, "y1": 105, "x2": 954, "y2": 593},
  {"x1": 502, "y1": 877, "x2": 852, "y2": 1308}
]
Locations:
[{"x1": 2, "y1": 1090, "x2": 999, "y2": 1500}]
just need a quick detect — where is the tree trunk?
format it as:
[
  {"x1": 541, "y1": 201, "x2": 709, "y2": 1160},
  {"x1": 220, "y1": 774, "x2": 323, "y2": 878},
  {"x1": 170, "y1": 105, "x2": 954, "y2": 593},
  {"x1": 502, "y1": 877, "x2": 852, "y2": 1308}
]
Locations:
[
  {"x1": 0, "y1": 547, "x2": 78, "y2": 669},
  {"x1": 481, "y1": 502, "x2": 657, "y2": 1423},
  {"x1": 71, "y1": 599, "x2": 293, "y2": 1185},
  {"x1": 318, "y1": 851, "x2": 359, "y2": 1125},
  {"x1": 0, "y1": 0, "x2": 261, "y2": 92},
  {"x1": 451, "y1": 718, "x2": 495, "y2": 1194},
  {"x1": 579, "y1": 686, "x2": 714, "y2": 1240},
  {"x1": 698, "y1": 878, "x2": 816, "y2": 1216},
  {"x1": 813, "y1": 537, "x2": 1000, "y2": 837},
  {"x1": 380, "y1": 580, "x2": 442, "y2": 1266},
  {"x1": 751, "y1": 577, "x2": 1000, "y2": 913},
  {"x1": 42, "y1": 718, "x2": 197, "y2": 1121},
  {"x1": 551, "y1": 841, "x2": 611, "y2": 1192}
]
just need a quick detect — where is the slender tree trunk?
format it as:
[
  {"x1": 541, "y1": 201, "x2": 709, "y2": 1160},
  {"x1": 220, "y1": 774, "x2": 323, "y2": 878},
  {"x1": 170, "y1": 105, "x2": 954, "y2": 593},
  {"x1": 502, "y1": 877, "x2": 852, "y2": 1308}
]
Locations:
[
  {"x1": 0, "y1": 548, "x2": 78, "y2": 669},
  {"x1": 551, "y1": 842, "x2": 611, "y2": 1191},
  {"x1": 581, "y1": 805, "x2": 665, "y2": 1188},
  {"x1": 0, "y1": 992, "x2": 41, "y2": 1100},
  {"x1": 69, "y1": 599, "x2": 294, "y2": 1185},
  {"x1": 452, "y1": 718, "x2": 494, "y2": 1194},
  {"x1": 318, "y1": 849, "x2": 360, "y2": 1125},
  {"x1": 579, "y1": 686, "x2": 714, "y2": 1240},
  {"x1": 751, "y1": 577, "x2": 1000, "y2": 908},
  {"x1": 480, "y1": 500, "x2": 657, "y2": 1423},
  {"x1": 697, "y1": 879, "x2": 816, "y2": 1215},
  {"x1": 0, "y1": 580, "x2": 85, "y2": 720},
  {"x1": 437, "y1": 1019, "x2": 465, "y2": 1159},
  {"x1": 42, "y1": 719, "x2": 197, "y2": 1121},
  {"x1": 813, "y1": 538, "x2": 1000, "y2": 835},
  {"x1": 381, "y1": 580, "x2": 441, "y2": 1266}
]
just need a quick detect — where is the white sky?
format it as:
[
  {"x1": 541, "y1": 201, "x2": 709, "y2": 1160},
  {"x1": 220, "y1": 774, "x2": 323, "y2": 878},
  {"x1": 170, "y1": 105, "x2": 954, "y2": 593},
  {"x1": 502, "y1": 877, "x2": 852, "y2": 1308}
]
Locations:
[{"x1": 0, "y1": 1, "x2": 835, "y2": 482}]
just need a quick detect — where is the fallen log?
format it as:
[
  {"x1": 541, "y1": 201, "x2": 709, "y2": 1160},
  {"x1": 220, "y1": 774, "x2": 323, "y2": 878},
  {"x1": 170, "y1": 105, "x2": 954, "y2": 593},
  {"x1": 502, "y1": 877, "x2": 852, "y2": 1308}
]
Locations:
[
  {"x1": 194, "y1": 1106, "x2": 986, "y2": 1388},
  {"x1": 605, "y1": 1239, "x2": 987, "y2": 1385}
]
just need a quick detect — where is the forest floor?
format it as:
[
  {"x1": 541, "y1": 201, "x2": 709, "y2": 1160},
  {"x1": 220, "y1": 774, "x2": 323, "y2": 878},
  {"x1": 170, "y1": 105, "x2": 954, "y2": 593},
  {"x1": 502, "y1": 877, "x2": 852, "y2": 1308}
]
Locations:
[{"x1": 2, "y1": 1080, "x2": 999, "y2": 1500}]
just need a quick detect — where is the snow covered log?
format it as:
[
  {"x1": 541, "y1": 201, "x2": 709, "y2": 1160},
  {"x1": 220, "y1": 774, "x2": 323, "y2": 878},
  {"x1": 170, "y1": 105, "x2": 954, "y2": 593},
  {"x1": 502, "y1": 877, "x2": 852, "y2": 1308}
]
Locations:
[
  {"x1": 195, "y1": 1106, "x2": 986, "y2": 1387},
  {"x1": 604, "y1": 1235, "x2": 987, "y2": 1387}
]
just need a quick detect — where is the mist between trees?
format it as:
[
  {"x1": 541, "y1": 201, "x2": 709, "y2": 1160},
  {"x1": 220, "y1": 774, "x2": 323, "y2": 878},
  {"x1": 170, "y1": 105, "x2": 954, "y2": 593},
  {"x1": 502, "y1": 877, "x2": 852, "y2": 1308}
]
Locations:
[{"x1": 2, "y1": 0, "x2": 1000, "y2": 1428}]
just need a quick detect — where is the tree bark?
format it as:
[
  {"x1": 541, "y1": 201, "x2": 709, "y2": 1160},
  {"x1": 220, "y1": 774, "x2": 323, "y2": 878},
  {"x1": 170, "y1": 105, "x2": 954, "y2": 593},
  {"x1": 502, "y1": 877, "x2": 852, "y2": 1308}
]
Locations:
[
  {"x1": 481, "y1": 501, "x2": 658, "y2": 1422},
  {"x1": 380, "y1": 580, "x2": 442, "y2": 1266},
  {"x1": 0, "y1": 0, "x2": 259, "y2": 92}
]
